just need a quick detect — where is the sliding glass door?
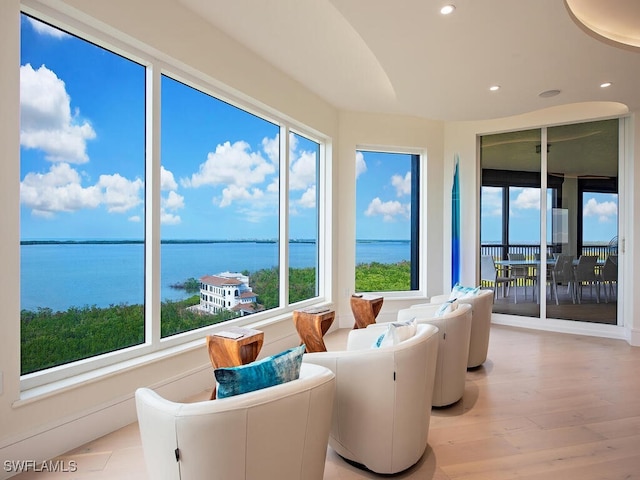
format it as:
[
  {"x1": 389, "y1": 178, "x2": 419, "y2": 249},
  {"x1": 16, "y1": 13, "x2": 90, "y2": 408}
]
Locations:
[
  {"x1": 546, "y1": 119, "x2": 618, "y2": 323},
  {"x1": 480, "y1": 119, "x2": 619, "y2": 324},
  {"x1": 480, "y1": 129, "x2": 541, "y2": 317}
]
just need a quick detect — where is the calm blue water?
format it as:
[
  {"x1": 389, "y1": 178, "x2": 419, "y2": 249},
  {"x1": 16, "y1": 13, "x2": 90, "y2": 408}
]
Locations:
[{"x1": 20, "y1": 241, "x2": 409, "y2": 311}]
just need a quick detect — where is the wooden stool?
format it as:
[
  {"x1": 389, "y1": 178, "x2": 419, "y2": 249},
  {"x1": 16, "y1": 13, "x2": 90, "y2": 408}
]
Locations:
[
  {"x1": 206, "y1": 326, "x2": 264, "y2": 399},
  {"x1": 292, "y1": 307, "x2": 335, "y2": 353},
  {"x1": 350, "y1": 294, "x2": 384, "y2": 329}
]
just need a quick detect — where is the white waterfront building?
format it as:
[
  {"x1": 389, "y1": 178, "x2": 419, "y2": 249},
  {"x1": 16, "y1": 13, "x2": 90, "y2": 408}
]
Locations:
[{"x1": 197, "y1": 271, "x2": 262, "y2": 316}]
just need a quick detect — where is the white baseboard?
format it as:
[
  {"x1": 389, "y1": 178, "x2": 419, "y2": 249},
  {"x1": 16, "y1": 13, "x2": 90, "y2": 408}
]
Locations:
[{"x1": 491, "y1": 313, "x2": 627, "y2": 341}]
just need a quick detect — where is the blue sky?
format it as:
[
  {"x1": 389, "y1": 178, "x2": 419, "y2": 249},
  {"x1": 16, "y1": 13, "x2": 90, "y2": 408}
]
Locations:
[
  {"x1": 355, "y1": 150, "x2": 412, "y2": 241},
  {"x1": 20, "y1": 14, "x2": 616, "y2": 245},
  {"x1": 19, "y1": 15, "x2": 319, "y2": 241},
  {"x1": 481, "y1": 186, "x2": 618, "y2": 245}
]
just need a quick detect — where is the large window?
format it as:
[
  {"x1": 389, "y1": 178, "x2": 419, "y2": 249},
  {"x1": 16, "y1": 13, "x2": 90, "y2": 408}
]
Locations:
[
  {"x1": 19, "y1": 12, "x2": 328, "y2": 382},
  {"x1": 355, "y1": 150, "x2": 420, "y2": 292},
  {"x1": 288, "y1": 132, "x2": 320, "y2": 304},
  {"x1": 20, "y1": 14, "x2": 146, "y2": 374},
  {"x1": 160, "y1": 75, "x2": 280, "y2": 337}
]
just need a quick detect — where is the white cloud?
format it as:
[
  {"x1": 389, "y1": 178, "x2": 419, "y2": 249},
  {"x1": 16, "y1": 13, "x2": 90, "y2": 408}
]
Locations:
[
  {"x1": 355, "y1": 151, "x2": 367, "y2": 179},
  {"x1": 20, "y1": 64, "x2": 96, "y2": 164},
  {"x1": 27, "y1": 17, "x2": 69, "y2": 39},
  {"x1": 262, "y1": 135, "x2": 280, "y2": 164},
  {"x1": 159, "y1": 167, "x2": 184, "y2": 224},
  {"x1": 512, "y1": 187, "x2": 540, "y2": 210},
  {"x1": 161, "y1": 166, "x2": 178, "y2": 191},
  {"x1": 267, "y1": 178, "x2": 279, "y2": 193},
  {"x1": 584, "y1": 197, "x2": 617, "y2": 222},
  {"x1": 297, "y1": 185, "x2": 317, "y2": 209},
  {"x1": 220, "y1": 184, "x2": 265, "y2": 208},
  {"x1": 163, "y1": 191, "x2": 185, "y2": 211},
  {"x1": 391, "y1": 171, "x2": 411, "y2": 197},
  {"x1": 97, "y1": 173, "x2": 144, "y2": 213},
  {"x1": 182, "y1": 141, "x2": 275, "y2": 205},
  {"x1": 481, "y1": 186, "x2": 502, "y2": 216},
  {"x1": 20, "y1": 163, "x2": 143, "y2": 217},
  {"x1": 161, "y1": 211, "x2": 181, "y2": 225},
  {"x1": 290, "y1": 150, "x2": 316, "y2": 191},
  {"x1": 128, "y1": 215, "x2": 141, "y2": 222},
  {"x1": 20, "y1": 163, "x2": 101, "y2": 217},
  {"x1": 364, "y1": 197, "x2": 410, "y2": 222}
]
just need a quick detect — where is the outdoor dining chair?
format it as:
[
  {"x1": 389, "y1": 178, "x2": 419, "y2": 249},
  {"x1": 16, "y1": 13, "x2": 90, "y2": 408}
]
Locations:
[
  {"x1": 507, "y1": 253, "x2": 537, "y2": 303},
  {"x1": 480, "y1": 255, "x2": 513, "y2": 300},
  {"x1": 598, "y1": 255, "x2": 618, "y2": 303},
  {"x1": 550, "y1": 254, "x2": 575, "y2": 304},
  {"x1": 573, "y1": 255, "x2": 599, "y2": 304}
]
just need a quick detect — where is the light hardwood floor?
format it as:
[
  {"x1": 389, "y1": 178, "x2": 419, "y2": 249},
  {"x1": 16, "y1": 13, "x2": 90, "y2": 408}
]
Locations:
[{"x1": 11, "y1": 324, "x2": 640, "y2": 479}]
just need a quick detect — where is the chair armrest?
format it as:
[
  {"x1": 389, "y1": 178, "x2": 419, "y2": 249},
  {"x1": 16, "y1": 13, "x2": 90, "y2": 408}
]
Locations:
[
  {"x1": 428, "y1": 293, "x2": 450, "y2": 304},
  {"x1": 347, "y1": 325, "x2": 388, "y2": 350}
]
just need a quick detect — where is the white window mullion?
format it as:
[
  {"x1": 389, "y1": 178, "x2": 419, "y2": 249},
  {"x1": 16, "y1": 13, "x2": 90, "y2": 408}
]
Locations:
[
  {"x1": 317, "y1": 140, "x2": 331, "y2": 299},
  {"x1": 145, "y1": 64, "x2": 162, "y2": 347},
  {"x1": 540, "y1": 127, "x2": 548, "y2": 319},
  {"x1": 279, "y1": 126, "x2": 290, "y2": 308}
]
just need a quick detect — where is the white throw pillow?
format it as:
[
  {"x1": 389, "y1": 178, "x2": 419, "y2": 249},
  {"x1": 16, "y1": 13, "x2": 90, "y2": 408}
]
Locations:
[
  {"x1": 435, "y1": 299, "x2": 459, "y2": 317},
  {"x1": 373, "y1": 318, "x2": 417, "y2": 348}
]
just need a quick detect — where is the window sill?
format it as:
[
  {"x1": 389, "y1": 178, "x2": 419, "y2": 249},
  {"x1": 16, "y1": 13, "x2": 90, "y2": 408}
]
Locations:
[{"x1": 14, "y1": 306, "x2": 328, "y2": 406}]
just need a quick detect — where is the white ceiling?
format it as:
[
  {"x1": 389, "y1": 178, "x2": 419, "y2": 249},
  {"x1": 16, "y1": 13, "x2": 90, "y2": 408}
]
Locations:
[{"x1": 178, "y1": 0, "x2": 640, "y2": 122}]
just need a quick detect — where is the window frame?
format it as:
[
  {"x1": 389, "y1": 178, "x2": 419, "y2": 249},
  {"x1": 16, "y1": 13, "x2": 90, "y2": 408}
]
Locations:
[
  {"x1": 354, "y1": 145, "x2": 426, "y2": 298},
  {"x1": 19, "y1": 3, "x2": 332, "y2": 393}
]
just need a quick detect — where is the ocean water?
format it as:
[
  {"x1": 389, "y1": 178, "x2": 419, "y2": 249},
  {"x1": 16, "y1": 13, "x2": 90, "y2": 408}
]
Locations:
[{"x1": 20, "y1": 240, "x2": 410, "y2": 311}]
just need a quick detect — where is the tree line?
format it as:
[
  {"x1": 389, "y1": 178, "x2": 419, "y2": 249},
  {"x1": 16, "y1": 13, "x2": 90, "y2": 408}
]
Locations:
[{"x1": 21, "y1": 262, "x2": 409, "y2": 374}]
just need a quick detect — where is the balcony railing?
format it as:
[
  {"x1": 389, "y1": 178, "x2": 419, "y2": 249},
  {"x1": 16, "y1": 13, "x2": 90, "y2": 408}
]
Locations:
[
  {"x1": 480, "y1": 243, "x2": 615, "y2": 262},
  {"x1": 479, "y1": 243, "x2": 616, "y2": 290}
]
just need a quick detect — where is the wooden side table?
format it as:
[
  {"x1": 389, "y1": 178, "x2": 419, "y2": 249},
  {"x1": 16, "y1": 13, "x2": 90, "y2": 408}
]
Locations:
[
  {"x1": 292, "y1": 307, "x2": 335, "y2": 353},
  {"x1": 350, "y1": 294, "x2": 384, "y2": 329},
  {"x1": 206, "y1": 326, "x2": 264, "y2": 399}
]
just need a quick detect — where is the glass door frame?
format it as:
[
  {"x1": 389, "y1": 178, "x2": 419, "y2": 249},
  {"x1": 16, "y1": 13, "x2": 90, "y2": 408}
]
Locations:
[{"x1": 479, "y1": 117, "x2": 625, "y2": 329}]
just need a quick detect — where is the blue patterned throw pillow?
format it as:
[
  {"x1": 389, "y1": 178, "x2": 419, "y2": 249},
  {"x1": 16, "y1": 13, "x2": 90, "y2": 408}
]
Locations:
[
  {"x1": 449, "y1": 283, "x2": 480, "y2": 300},
  {"x1": 214, "y1": 344, "x2": 305, "y2": 398}
]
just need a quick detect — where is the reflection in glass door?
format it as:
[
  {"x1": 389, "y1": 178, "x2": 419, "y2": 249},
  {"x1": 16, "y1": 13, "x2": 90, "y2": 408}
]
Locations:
[
  {"x1": 547, "y1": 119, "x2": 618, "y2": 324},
  {"x1": 480, "y1": 119, "x2": 619, "y2": 324},
  {"x1": 480, "y1": 129, "x2": 541, "y2": 318}
]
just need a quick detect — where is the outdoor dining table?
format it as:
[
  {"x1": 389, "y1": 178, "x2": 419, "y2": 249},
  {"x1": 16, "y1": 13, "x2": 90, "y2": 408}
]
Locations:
[{"x1": 494, "y1": 257, "x2": 604, "y2": 304}]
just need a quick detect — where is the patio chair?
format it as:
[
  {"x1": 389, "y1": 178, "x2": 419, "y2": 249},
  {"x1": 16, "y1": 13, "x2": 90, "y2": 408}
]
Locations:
[
  {"x1": 573, "y1": 255, "x2": 599, "y2": 304},
  {"x1": 480, "y1": 255, "x2": 513, "y2": 300},
  {"x1": 598, "y1": 254, "x2": 618, "y2": 303},
  {"x1": 551, "y1": 254, "x2": 575, "y2": 305},
  {"x1": 507, "y1": 253, "x2": 537, "y2": 303}
]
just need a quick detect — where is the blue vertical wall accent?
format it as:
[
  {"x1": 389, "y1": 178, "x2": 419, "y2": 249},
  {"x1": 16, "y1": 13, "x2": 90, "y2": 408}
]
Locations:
[{"x1": 451, "y1": 155, "x2": 461, "y2": 288}]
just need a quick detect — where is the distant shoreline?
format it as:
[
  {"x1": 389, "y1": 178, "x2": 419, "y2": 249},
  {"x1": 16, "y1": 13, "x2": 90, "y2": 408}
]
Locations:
[
  {"x1": 20, "y1": 239, "x2": 411, "y2": 246},
  {"x1": 21, "y1": 239, "x2": 299, "y2": 245}
]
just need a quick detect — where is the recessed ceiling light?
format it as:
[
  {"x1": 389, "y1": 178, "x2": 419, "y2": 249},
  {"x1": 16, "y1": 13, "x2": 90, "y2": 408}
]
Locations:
[
  {"x1": 539, "y1": 89, "x2": 561, "y2": 98},
  {"x1": 440, "y1": 5, "x2": 456, "y2": 15},
  {"x1": 600, "y1": 82, "x2": 612, "y2": 88},
  {"x1": 489, "y1": 85, "x2": 500, "y2": 92}
]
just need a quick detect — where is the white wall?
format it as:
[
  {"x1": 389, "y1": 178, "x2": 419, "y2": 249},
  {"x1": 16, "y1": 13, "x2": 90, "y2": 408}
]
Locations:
[{"x1": 335, "y1": 111, "x2": 446, "y2": 325}]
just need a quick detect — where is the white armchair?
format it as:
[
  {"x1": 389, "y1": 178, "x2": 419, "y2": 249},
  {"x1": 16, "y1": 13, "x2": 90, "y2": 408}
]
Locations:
[
  {"x1": 302, "y1": 324, "x2": 439, "y2": 474},
  {"x1": 428, "y1": 289, "x2": 493, "y2": 368},
  {"x1": 398, "y1": 302, "x2": 472, "y2": 406},
  {"x1": 135, "y1": 363, "x2": 335, "y2": 480}
]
